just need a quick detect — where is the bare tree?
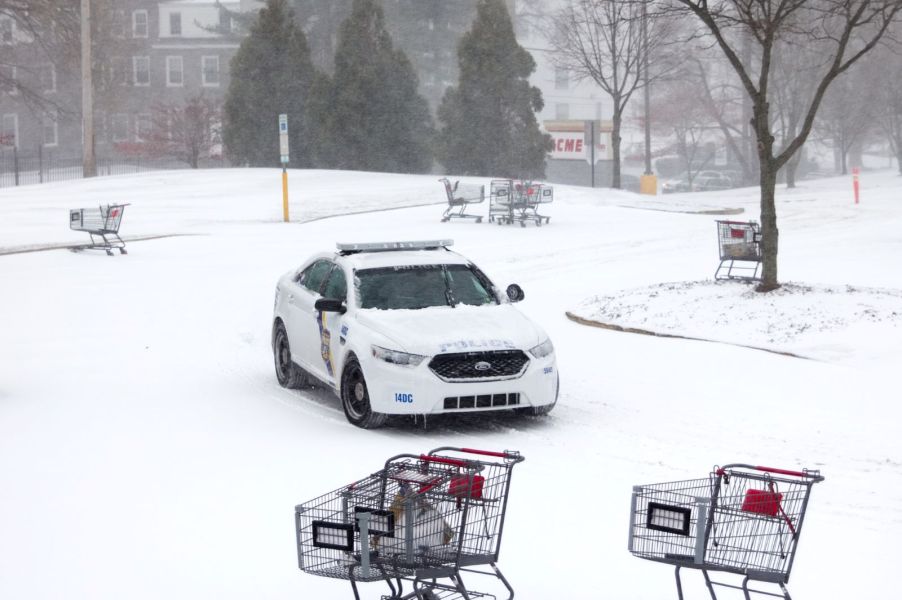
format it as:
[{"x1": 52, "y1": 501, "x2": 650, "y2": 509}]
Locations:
[
  {"x1": 149, "y1": 95, "x2": 222, "y2": 169},
  {"x1": 551, "y1": 0, "x2": 677, "y2": 189},
  {"x1": 671, "y1": 0, "x2": 902, "y2": 291},
  {"x1": 650, "y1": 77, "x2": 717, "y2": 185},
  {"x1": 815, "y1": 69, "x2": 875, "y2": 174},
  {"x1": 870, "y1": 45, "x2": 902, "y2": 174}
]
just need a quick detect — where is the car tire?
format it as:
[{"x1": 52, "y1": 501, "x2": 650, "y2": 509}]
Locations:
[
  {"x1": 340, "y1": 356, "x2": 387, "y2": 429},
  {"x1": 518, "y1": 372, "x2": 559, "y2": 416},
  {"x1": 273, "y1": 321, "x2": 305, "y2": 389}
]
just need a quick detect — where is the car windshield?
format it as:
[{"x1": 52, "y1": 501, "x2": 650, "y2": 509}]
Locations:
[{"x1": 355, "y1": 264, "x2": 497, "y2": 310}]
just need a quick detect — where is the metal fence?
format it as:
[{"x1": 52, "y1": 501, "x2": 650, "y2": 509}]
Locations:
[{"x1": 0, "y1": 149, "x2": 228, "y2": 188}]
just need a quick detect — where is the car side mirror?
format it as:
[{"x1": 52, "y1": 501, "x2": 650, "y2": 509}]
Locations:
[
  {"x1": 315, "y1": 298, "x2": 346, "y2": 314},
  {"x1": 506, "y1": 284, "x2": 525, "y2": 303}
]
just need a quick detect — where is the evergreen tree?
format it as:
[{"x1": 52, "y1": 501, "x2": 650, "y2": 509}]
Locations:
[
  {"x1": 223, "y1": 0, "x2": 315, "y2": 167},
  {"x1": 314, "y1": 0, "x2": 434, "y2": 173},
  {"x1": 436, "y1": 0, "x2": 551, "y2": 179}
]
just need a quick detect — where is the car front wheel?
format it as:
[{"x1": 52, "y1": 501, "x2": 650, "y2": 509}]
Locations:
[
  {"x1": 273, "y1": 321, "x2": 304, "y2": 389},
  {"x1": 340, "y1": 356, "x2": 387, "y2": 429}
]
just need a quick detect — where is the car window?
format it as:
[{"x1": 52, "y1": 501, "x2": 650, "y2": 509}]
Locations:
[
  {"x1": 446, "y1": 264, "x2": 496, "y2": 306},
  {"x1": 321, "y1": 266, "x2": 347, "y2": 302},
  {"x1": 298, "y1": 260, "x2": 333, "y2": 294},
  {"x1": 356, "y1": 264, "x2": 497, "y2": 310}
]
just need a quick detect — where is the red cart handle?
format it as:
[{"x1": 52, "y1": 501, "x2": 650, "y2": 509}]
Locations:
[
  {"x1": 428, "y1": 447, "x2": 524, "y2": 462},
  {"x1": 717, "y1": 464, "x2": 824, "y2": 480}
]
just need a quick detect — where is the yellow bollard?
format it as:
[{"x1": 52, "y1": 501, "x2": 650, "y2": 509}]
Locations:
[{"x1": 640, "y1": 174, "x2": 658, "y2": 195}]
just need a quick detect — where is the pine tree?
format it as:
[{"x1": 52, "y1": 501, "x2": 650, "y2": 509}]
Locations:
[
  {"x1": 313, "y1": 0, "x2": 434, "y2": 173},
  {"x1": 223, "y1": 0, "x2": 315, "y2": 167},
  {"x1": 436, "y1": 0, "x2": 551, "y2": 179}
]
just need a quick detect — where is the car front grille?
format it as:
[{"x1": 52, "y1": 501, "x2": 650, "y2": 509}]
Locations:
[
  {"x1": 443, "y1": 393, "x2": 520, "y2": 410},
  {"x1": 428, "y1": 350, "x2": 530, "y2": 381}
]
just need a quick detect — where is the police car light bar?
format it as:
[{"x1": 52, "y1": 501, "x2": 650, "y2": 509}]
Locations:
[{"x1": 336, "y1": 240, "x2": 453, "y2": 253}]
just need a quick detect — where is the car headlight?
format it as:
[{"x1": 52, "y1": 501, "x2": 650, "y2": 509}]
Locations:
[
  {"x1": 529, "y1": 338, "x2": 554, "y2": 359},
  {"x1": 371, "y1": 345, "x2": 426, "y2": 367}
]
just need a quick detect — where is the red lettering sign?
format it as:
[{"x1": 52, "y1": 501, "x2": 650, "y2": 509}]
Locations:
[{"x1": 564, "y1": 139, "x2": 575, "y2": 152}]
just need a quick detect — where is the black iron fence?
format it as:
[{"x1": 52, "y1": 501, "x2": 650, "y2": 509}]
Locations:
[{"x1": 0, "y1": 149, "x2": 228, "y2": 188}]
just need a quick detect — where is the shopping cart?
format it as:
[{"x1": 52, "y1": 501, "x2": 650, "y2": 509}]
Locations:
[
  {"x1": 715, "y1": 220, "x2": 761, "y2": 281},
  {"x1": 295, "y1": 447, "x2": 525, "y2": 600},
  {"x1": 488, "y1": 180, "x2": 552, "y2": 227},
  {"x1": 439, "y1": 178, "x2": 485, "y2": 222},
  {"x1": 69, "y1": 204, "x2": 129, "y2": 255},
  {"x1": 629, "y1": 464, "x2": 825, "y2": 600}
]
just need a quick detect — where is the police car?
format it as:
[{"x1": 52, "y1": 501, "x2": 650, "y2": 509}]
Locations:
[{"x1": 272, "y1": 240, "x2": 558, "y2": 428}]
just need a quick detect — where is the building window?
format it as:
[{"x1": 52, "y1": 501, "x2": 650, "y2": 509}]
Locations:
[
  {"x1": 1, "y1": 113, "x2": 18, "y2": 148},
  {"x1": 111, "y1": 57, "x2": 128, "y2": 86},
  {"x1": 111, "y1": 10, "x2": 126, "y2": 38},
  {"x1": 170, "y1": 12, "x2": 182, "y2": 36},
  {"x1": 555, "y1": 103, "x2": 570, "y2": 120},
  {"x1": 555, "y1": 67, "x2": 569, "y2": 90},
  {"x1": 133, "y1": 56, "x2": 150, "y2": 86},
  {"x1": 202, "y1": 56, "x2": 220, "y2": 86},
  {"x1": 42, "y1": 110, "x2": 58, "y2": 147},
  {"x1": 40, "y1": 64, "x2": 56, "y2": 93},
  {"x1": 136, "y1": 113, "x2": 152, "y2": 142},
  {"x1": 1, "y1": 18, "x2": 14, "y2": 44},
  {"x1": 133, "y1": 10, "x2": 148, "y2": 38},
  {"x1": 111, "y1": 114, "x2": 129, "y2": 142},
  {"x1": 166, "y1": 56, "x2": 183, "y2": 86}
]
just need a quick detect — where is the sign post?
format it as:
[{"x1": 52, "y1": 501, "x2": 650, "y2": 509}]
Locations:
[
  {"x1": 852, "y1": 166, "x2": 860, "y2": 205},
  {"x1": 279, "y1": 114, "x2": 290, "y2": 222}
]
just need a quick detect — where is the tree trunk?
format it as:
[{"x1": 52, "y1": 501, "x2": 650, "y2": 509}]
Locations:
[
  {"x1": 785, "y1": 151, "x2": 801, "y2": 188},
  {"x1": 754, "y1": 99, "x2": 780, "y2": 292},
  {"x1": 611, "y1": 107, "x2": 622, "y2": 189},
  {"x1": 758, "y1": 160, "x2": 780, "y2": 291}
]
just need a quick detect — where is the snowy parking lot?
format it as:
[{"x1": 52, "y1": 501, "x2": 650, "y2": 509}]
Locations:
[{"x1": 1, "y1": 168, "x2": 900, "y2": 599}]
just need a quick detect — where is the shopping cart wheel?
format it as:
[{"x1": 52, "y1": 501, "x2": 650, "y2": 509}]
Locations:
[
  {"x1": 519, "y1": 221, "x2": 526, "y2": 228},
  {"x1": 273, "y1": 321, "x2": 305, "y2": 389},
  {"x1": 119, "y1": 248, "x2": 128, "y2": 255},
  {"x1": 535, "y1": 218, "x2": 542, "y2": 227},
  {"x1": 476, "y1": 217, "x2": 483, "y2": 223},
  {"x1": 340, "y1": 356, "x2": 387, "y2": 429},
  {"x1": 105, "y1": 249, "x2": 114, "y2": 256}
]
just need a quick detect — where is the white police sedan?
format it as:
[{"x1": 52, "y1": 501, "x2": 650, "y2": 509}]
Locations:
[{"x1": 272, "y1": 240, "x2": 558, "y2": 428}]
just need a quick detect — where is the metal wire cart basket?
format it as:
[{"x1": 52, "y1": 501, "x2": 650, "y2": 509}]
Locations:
[
  {"x1": 629, "y1": 464, "x2": 825, "y2": 600},
  {"x1": 488, "y1": 180, "x2": 552, "y2": 227},
  {"x1": 69, "y1": 203, "x2": 129, "y2": 255},
  {"x1": 295, "y1": 447, "x2": 525, "y2": 600},
  {"x1": 715, "y1": 220, "x2": 762, "y2": 281}
]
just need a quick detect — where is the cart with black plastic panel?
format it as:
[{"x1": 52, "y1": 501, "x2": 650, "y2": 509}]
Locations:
[
  {"x1": 295, "y1": 447, "x2": 525, "y2": 600},
  {"x1": 715, "y1": 220, "x2": 762, "y2": 281},
  {"x1": 629, "y1": 464, "x2": 824, "y2": 600},
  {"x1": 439, "y1": 178, "x2": 485, "y2": 223},
  {"x1": 69, "y1": 203, "x2": 129, "y2": 255}
]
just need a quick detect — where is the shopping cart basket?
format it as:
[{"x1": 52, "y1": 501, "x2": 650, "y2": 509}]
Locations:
[
  {"x1": 488, "y1": 180, "x2": 552, "y2": 227},
  {"x1": 715, "y1": 220, "x2": 761, "y2": 281},
  {"x1": 439, "y1": 178, "x2": 485, "y2": 223},
  {"x1": 629, "y1": 464, "x2": 825, "y2": 600},
  {"x1": 69, "y1": 204, "x2": 129, "y2": 255},
  {"x1": 295, "y1": 447, "x2": 525, "y2": 600}
]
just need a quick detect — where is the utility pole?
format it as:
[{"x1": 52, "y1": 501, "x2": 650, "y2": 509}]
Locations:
[
  {"x1": 640, "y1": 0, "x2": 657, "y2": 195},
  {"x1": 81, "y1": 0, "x2": 96, "y2": 177}
]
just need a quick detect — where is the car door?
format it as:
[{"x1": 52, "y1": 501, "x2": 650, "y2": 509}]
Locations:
[
  {"x1": 286, "y1": 259, "x2": 333, "y2": 374},
  {"x1": 312, "y1": 264, "x2": 349, "y2": 387}
]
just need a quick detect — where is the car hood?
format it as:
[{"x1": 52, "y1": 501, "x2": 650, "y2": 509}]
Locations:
[{"x1": 354, "y1": 304, "x2": 546, "y2": 356}]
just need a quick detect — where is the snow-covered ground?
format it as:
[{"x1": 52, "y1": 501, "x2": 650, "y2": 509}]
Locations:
[{"x1": 1, "y1": 167, "x2": 900, "y2": 599}]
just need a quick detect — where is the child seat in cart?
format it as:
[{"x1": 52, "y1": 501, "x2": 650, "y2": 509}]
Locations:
[
  {"x1": 488, "y1": 180, "x2": 552, "y2": 227},
  {"x1": 439, "y1": 178, "x2": 485, "y2": 223},
  {"x1": 69, "y1": 204, "x2": 129, "y2": 255},
  {"x1": 295, "y1": 447, "x2": 525, "y2": 600},
  {"x1": 628, "y1": 463, "x2": 825, "y2": 600},
  {"x1": 715, "y1": 220, "x2": 762, "y2": 281}
]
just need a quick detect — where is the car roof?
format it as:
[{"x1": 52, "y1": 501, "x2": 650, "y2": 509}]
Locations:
[{"x1": 339, "y1": 248, "x2": 471, "y2": 270}]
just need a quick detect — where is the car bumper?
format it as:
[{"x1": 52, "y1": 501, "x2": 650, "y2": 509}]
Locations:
[{"x1": 363, "y1": 354, "x2": 559, "y2": 415}]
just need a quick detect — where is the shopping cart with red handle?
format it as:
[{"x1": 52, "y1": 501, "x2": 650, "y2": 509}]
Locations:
[
  {"x1": 629, "y1": 464, "x2": 825, "y2": 600},
  {"x1": 69, "y1": 203, "x2": 129, "y2": 255},
  {"x1": 295, "y1": 447, "x2": 525, "y2": 600}
]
